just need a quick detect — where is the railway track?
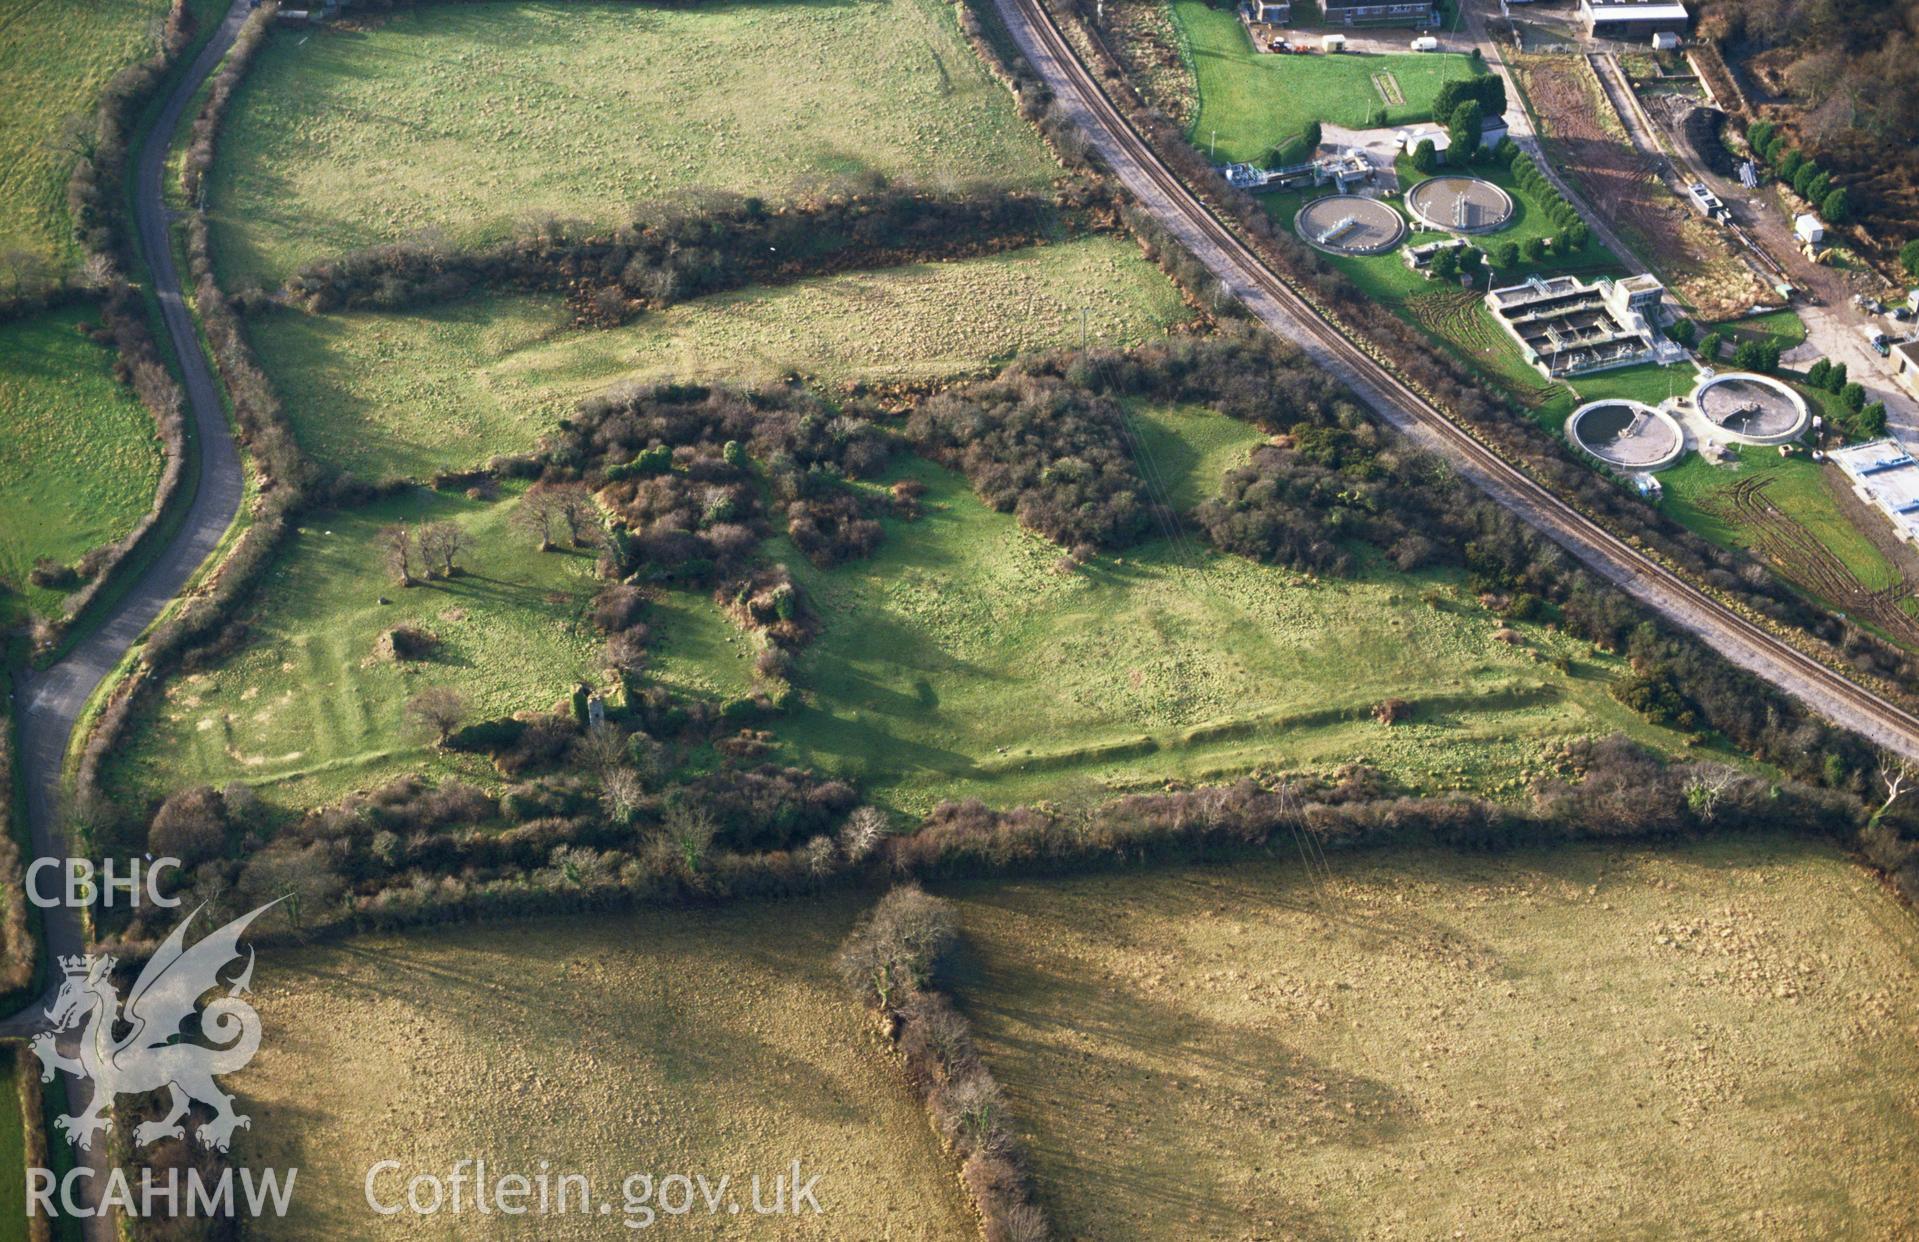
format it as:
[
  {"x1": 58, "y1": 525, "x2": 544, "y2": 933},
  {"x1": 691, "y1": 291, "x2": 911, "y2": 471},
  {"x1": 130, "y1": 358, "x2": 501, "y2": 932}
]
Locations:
[{"x1": 995, "y1": 0, "x2": 1919, "y2": 758}]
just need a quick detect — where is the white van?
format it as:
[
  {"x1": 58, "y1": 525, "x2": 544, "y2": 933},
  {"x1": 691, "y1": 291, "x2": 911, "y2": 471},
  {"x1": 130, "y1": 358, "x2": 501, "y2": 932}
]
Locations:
[{"x1": 1410, "y1": 36, "x2": 1440, "y2": 51}]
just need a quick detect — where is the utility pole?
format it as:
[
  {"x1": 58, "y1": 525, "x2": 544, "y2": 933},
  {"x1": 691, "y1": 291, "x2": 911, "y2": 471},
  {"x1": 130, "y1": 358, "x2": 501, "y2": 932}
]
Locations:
[
  {"x1": 1211, "y1": 128, "x2": 1218, "y2": 161},
  {"x1": 1080, "y1": 306, "x2": 1089, "y2": 350}
]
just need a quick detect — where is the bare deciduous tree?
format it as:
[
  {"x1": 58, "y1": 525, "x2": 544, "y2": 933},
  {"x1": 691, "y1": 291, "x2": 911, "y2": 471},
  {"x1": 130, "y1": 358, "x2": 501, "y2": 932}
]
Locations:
[
  {"x1": 512, "y1": 486, "x2": 561, "y2": 552},
  {"x1": 550, "y1": 482, "x2": 600, "y2": 548},
  {"x1": 380, "y1": 524, "x2": 416, "y2": 587},
  {"x1": 838, "y1": 806, "x2": 889, "y2": 864},
  {"x1": 1683, "y1": 766, "x2": 1740, "y2": 823},
  {"x1": 417, "y1": 521, "x2": 468, "y2": 578},
  {"x1": 1878, "y1": 749, "x2": 1915, "y2": 815},
  {"x1": 601, "y1": 767, "x2": 645, "y2": 825},
  {"x1": 662, "y1": 802, "x2": 717, "y2": 873},
  {"x1": 0, "y1": 248, "x2": 52, "y2": 300},
  {"x1": 577, "y1": 720, "x2": 627, "y2": 777},
  {"x1": 403, "y1": 686, "x2": 466, "y2": 743}
]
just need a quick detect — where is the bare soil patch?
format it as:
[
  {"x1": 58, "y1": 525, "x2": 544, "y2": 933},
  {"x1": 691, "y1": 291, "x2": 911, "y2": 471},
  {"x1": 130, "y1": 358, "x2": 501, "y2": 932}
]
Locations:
[{"x1": 1519, "y1": 56, "x2": 1765, "y2": 319}]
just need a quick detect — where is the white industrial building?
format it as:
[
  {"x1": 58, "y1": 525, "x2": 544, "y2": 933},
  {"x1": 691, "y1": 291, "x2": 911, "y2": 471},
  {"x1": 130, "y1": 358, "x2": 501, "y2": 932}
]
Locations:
[{"x1": 1831, "y1": 440, "x2": 1919, "y2": 544}]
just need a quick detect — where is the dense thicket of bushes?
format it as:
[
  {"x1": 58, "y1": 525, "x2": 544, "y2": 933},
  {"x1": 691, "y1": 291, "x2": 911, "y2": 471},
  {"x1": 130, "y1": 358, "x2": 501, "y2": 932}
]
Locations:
[
  {"x1": 279, "y1": 182, "x2": 1075, "y2": 317},
  {"x1": 838, "y1": 887, "x2": 1051, "y2": 1242},
  {"x1": 547, "y1": 380, "x2": 897, "y2": 575},
  {"x1": 907, "y1": 372, "x2": 1155, "y2": 552}
]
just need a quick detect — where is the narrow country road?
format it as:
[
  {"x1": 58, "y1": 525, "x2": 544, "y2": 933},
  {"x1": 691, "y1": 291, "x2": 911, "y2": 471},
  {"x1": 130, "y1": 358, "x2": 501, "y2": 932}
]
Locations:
[
  {"x1": 5, "y1": 0, "x2": 250, "y2": 1230},
  {"x1": 993, "y1": 0, "x2": 1919, "y2": 758}
]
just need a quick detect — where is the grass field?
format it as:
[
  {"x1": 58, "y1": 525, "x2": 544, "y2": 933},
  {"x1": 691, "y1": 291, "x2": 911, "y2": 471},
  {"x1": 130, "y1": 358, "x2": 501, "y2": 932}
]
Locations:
[
  {"x1": 1660, "y1": 447, "x2": 1902, "y2": 593},
  {"x1": 1569, "y1": 360, "x2": 1699, "y2": 409},
  {"x1": 236, "y1": 899, "x2": 972, "y2": 1238},
  {"x1": 0, "y1": 0, "x2": 173, "y2": 270},
  {"x1": 1127, "y1": 402, "x2": 1270, "y2": 511},
  {"x1": 206, "y1": 0, "x2": 1058, "y2": 287},
  {"x1": 1173, "y1": 0, "x2": 1481, "y2": 164},
  {"x1": 769, "y1": 453, "x2": 1713, "y2": 813},
  {"x1": 1721, "y1": 307, "x2": 1808, "y2": 354},
  {"x1": 947, "y1": 836, "x2": 1919, "y2": 1239},
  {"x1": 0, "y1": 307, "x2": 166, "y2": 625},
  {"x1": 103, "y1": 485, "x2": 604, "y2": 810},
  {"x1": 251, "y1": 237, "x2": 1191, "y2": 481}
]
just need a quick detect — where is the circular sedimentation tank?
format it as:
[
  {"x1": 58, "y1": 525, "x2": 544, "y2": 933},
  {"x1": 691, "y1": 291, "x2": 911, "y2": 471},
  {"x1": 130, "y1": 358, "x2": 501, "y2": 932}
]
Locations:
[
  {"x1": 1690, "y1": 372, "x2": 1810, "y2": 444},
  {"x1": 1405, "y1": 175, "x2": 1516, "y2": 235},
  {"x1": 1294, "y1": 195, "x2": 1408, "y2": 256},
  {"x1": 1567, "y1": 399, "x2": 1685, "y2": 472}
]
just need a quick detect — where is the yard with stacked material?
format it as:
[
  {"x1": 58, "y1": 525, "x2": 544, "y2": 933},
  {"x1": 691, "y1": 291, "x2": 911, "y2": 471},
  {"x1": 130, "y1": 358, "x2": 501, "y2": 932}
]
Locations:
[
  {"x1": 204, "y1": 0, "x2": 1059, "y2": 288},
  {"x1": 234, "y1": 900, "x2": 973, "y2": 1239},
  {"x1": 1171, "y1": 0, "x2": 1481, "y2": 164},
  {"x1": 947, "y1": 837, "x2": 1919, "y2": 1239},
  {"x1": 247, "y1": 237, "x2": 1194, "y2": 481},
  {"x1": 0, "y1": 0, "x2": 182, "y2": 268},
  {"x1": 1508, "y1": 52, "x2": 1765, "y2": 320},
  {"x1": 0, "y1": 307, "x2": 166, "y2": 626}
]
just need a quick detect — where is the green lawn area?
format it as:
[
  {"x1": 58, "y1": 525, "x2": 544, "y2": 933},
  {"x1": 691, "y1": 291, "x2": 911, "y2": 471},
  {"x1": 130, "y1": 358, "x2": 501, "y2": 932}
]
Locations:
[
  {"x1": 0, "y1": 307, "x2": 166, "y2": 626},
  {"x1": 102, "y1": 484, "x2": 605, "y2": 810},
  {"x1": 1127, "y1": 401, "x2": 1270, "y2": 511},
  {"x1": 768, "y1": 451, "x2": 1711, "y2": 814},
  {"x1": 1174, "y1": 0, "x2": 1481, "y2": 164},
  {"x1": 1720, "y1": 307, "x2": 1807, "y2": 354},
  {"x1": 251, "y1": 237, "x2": 1192, "y2": 482},
  {"x1": 206, "y1": 0, "x2": 1058, "y2": 288},
  {"x1": 1570, "y1": 361, "x2": 1700, "y2": 409},
  {"x1": 1659, "y1": 446, "x2": 1901, "y2": 594},
  {"x1": 0, "y1": 0, "x2": 175, "y2": 271}
]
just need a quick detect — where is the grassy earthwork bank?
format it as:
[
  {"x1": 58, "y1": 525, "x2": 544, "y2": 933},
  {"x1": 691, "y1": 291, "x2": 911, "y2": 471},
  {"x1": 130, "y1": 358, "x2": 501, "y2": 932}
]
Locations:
[
  {"x1": 0, "y1": 307, "x2": 167, "y2": 626},
  {"x1": 235, "y1": 899, "x2": 974, "y2": 1238},
  {"x1": 249, "y1": 236, "x2": 1194, "y2": 482},
  {"x1": 1172, "y1": 0, "x2": 1480, "y2": 164},
  {"x1": 205, "y1": 0, "x2": 1058, "y2": 288},
  {"x1": 766, "y1": 451, "x2": 1715, "y2": 815},
  {"x1": 945, "y1": 836, "x2": 1919, "y2": 1239},
  {"x1": 102, "y1": 484, "x2": 606, "y2": 811}
]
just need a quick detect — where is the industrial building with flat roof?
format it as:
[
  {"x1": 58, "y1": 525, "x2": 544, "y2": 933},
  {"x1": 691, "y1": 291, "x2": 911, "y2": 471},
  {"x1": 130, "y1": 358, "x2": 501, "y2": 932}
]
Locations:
[
  {"x1": 1831, "y1": 439, "x2": 1919, "y2": 544},
  {"x1": 1579, "y1": 0, "x2": 1690, "y2": 39},
  {"x1": 1486, "y1": 273, "x2": 1669, "y2": 378},
  {"x1": 1319, "y1": 0, "x2": 1436, "y2": 26}
]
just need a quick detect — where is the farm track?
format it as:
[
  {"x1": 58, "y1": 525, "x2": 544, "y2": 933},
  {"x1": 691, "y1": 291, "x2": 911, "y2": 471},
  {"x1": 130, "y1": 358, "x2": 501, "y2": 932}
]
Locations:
[{"x1": 993, "y1": 0, "x2": 1919, "y2": 756}]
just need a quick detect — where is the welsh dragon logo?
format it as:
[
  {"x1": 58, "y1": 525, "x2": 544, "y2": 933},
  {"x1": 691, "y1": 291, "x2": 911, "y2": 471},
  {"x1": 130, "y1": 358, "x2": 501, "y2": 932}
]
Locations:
[{"x1": 32, "y1": 901, "x2": 279, "y2": 1153}]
